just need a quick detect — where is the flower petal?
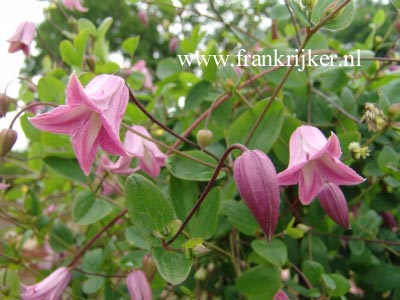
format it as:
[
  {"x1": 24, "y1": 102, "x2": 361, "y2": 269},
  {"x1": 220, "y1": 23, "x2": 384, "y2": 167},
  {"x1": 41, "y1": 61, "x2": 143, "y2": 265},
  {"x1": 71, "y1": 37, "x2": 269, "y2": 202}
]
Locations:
[
  {"x1": 29, "y1": 105, "x2": 90, "y2": 134},
  {"x1": 127, "y1": 270, "x2": 152, "y2": 300},
  {"x1": 310, "y1": 132, "x2": 342, "y2": 161},
  {"x1": 71, "y1": 113, "x2": 102, "y2": 175},
  {"x1": 65, "y1": 73, "x2": 93, "y2": 108},
  {"x1": 318, "y1": 183, "x2": 350, "y2": 229},
  {"x1": 318, "y1": 155, "x2": 364, "y2": 186},
  {"x1": 298, "y1": 161, "x2": 324, "y2": 205}
]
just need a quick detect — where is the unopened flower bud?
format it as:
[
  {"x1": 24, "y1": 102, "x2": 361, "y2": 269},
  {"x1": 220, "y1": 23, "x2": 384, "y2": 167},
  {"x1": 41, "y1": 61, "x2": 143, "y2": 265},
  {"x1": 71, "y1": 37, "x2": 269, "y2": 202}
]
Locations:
[
  {"x1": 169, "y1": 37, "x2": 179, "y2": 53},
  {"x1": 0, "y1": 94, "x2": 11, "y2": 118},
  {"x1": 142, "y1": 254, "x2": 157, "y2": 281},
  {"x1": 389, "y1": 103, "x2": 400, "y2": 116},
  {"x1": 318, "y1": 183, "x2": 350, "y2": 229},
  {"x1": 380, "y1": 211, "x2": 398, "y2": 233},
  {"x1": 194, "y1": 266, "x2": 207, "y2": 281},
  {"x1": 0, "y1": 128, "x2": 17, "y2": 156},
  {"x1": 138, "y1": 11, "x2": 149, "y2": 26},
  {"x1": 296, "y1": 223, "x2": 311, "y2": 233},
  {"x1": 273, "y1": 290, "x2": 290, "y2": 300},
  {"x1": 233, "y1": 149, "x2": 280, "y2": 242},
  {"x1": 192, "y1": 244, "x2": 210, "y2": 256},
  {"x1": 196, "y1": 129, "x2": 213, "y2": 148},
  {"x1": 84, "y1": 55, "x2": 96, "y2": 72}
]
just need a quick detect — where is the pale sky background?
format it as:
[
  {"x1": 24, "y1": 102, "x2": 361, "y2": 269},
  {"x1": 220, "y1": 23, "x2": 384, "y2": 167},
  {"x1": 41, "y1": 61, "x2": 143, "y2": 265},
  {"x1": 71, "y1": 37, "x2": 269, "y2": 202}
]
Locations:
[{"x1": 0, "y1": 0, "x2": 46, "y2": 150}]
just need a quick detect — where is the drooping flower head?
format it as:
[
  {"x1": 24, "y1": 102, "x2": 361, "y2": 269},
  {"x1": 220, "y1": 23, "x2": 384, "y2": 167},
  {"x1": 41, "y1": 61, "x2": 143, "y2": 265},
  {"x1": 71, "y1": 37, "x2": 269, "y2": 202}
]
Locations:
[
  {"x1": 101, "y1": 125, "x2": 166, "y2": 177},
  {"x1": 233, "y1": 149, "x2": 280, "y2": 242},
  {"x1": 131, "y1": 60, "x2": 154, "y2": 91},
  {"x1": 30, "y1": 73, "x2": 128, "y2": 175},
  {"x1": 126, "y1": 270, "x2": 152, "y2": 300},
  {"x1": 7, "y1": 21, "x2": 35, "y2": 57},
  {"x1": 278, "y1": 125, "x2": 364, "y2": 205},
  {"x1": 21, "y1": 267, "x2": 72, "y2": 300},
  {"x1": 63, "y1": 0, "x2": 88, "y2": 12}
]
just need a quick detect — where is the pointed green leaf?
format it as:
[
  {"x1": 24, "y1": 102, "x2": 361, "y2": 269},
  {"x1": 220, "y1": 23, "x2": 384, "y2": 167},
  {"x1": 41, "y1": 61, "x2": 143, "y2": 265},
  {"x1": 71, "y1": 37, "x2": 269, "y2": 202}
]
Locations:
[
  {"x1": 251, "y1": 239, "x2": 287, "y2": 267},
  {"x1": 43, "y1": 156, "x2": 87, "y2": 183},
  {"x1": 122, "y1": 36, "x2": 140, "y2": 56},
  {"x1": 311, "y1": 0, "x2": 356, "y2": 31}
]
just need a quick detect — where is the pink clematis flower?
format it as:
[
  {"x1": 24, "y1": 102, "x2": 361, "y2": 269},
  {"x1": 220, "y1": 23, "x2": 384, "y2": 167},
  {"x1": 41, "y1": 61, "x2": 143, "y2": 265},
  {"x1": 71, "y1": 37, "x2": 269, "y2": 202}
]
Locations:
[
  {"x1": 131, "y1": 60, "x2": 154, "y2": 91},
  {"x1": 233, "y1": 149, "x2": 280, "y2": 242},
  {"x1": 30, "y1": 73, "x2": 128, "y2": 176},
  {"x1": 273, "y1": 290, "x2": 289, "y2": 300},
  {"x1": 102, "y1": 125, "x2": 166, "y2": 178},
  {"x1": 7, "y1": 21, "x2": 35, "y2": 57},
  {"x1": 127, "y1": 270, "x2": 152, "y2": 300},
  {"x1": 63, "y1": 0, "x2": 88, "y2": 12},
  {"x1": 169, "y1": 37, "x2": 179, "y2": 53},
  {"x1": 21, "y1": 267, "x2": 72, "y2": 300},
  {"x1": 278, "y1": 125, "x2": 364, "y2": 205}
]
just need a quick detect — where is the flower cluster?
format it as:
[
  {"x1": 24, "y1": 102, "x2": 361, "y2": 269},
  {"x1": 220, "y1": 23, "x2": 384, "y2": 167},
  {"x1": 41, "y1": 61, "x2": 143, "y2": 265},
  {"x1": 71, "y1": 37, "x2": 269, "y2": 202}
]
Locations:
[{"x1": 233, "y1": 125, "x2": 364, "y2": 240}]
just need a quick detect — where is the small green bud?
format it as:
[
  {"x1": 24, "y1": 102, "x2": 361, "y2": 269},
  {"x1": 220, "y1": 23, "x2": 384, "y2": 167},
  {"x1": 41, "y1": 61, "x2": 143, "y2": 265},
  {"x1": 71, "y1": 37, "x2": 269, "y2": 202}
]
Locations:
[
  {"x1": 194, "y1": 266, "x2": 207, "y2": 281},
  {"x1": 192, "y1": 244, "x2": 210, "y2": 256},
  {"x1": 142, "y1": 254, "x2": 157, "y2": 281},
  {"x1": 196, "y1": 129, "x2": 213, "y2": 148},
  {"x1": 0, "y1": 128, "x2": 17, "y2": 156}
]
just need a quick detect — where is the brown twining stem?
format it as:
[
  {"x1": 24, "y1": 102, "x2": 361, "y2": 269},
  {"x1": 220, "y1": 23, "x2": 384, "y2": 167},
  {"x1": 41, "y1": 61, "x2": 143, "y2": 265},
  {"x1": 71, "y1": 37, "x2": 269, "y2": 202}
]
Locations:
[
  {"x1": 8, "y1": 102, "x2": 58, "y2": 129},
  {"x1": 127, "y1": 86, "x2": 220, "y2": 161},
  {"x1": 68, "y1": 208, "x2": 127, "y2": 268},
  {"x1": 165, "y1": 143, "x2": 248, "y2": 246}
]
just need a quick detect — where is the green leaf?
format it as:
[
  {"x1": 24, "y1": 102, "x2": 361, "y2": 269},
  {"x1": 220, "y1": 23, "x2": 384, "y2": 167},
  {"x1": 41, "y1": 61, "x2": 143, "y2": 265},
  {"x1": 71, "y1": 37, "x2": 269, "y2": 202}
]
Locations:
[
  {"x1": 73, "y1": 191, "x2": 113, "y2": 225},
  {"x1": 83, "y1": 276, "x2": 104, "y2": 294},
  {"x1": 221, "y1": 200, "x2": 258, "y2": 236},
  {"x1": 169, "y1": 176, "x2": 198, "y2": 221},
  {"x1": 152, "y1": 247, "x2": 192, "y2": 285},
  {"x1": 78, "y1": 18, "x2": 97, "y2": 36},
  {"x1": 59, "y1": 30, "x2": 90, "y2": 67},
  {"x1": 81, "y1": 248, "x2": 104, "y2": 272},
  {"x1": 328, "y1": 274, "x2": 350, "y2": 297},
  {"x1": 348, "y1": 240, "x2": 365, "y2": 255},
  {"x1": 180, "y1": 24, "x2": 205, "y2": 53},
  {"x1": 236, "y1": 265, "x2": 281, "y2": 298},
  {"x1": 364, "y1": 264, "x2": 400, "y2": 291},
  {"x1": 122, "y1": 36, "x2": 140, "y2": 56},
  {"x1": 321, "y1": 273, "x2": 336, "y2": 290},
  {"x1": 156, "y1": 58, "x2": 181, "y2": 79},
  {"x1": 43, "y1": 156, "x2": 87, "y2": 183},
  {"x1": 125, "y1": 174, "x2": 175, "y2": 245},
  {"x1": 311, "y1": 0, "x2": 356, "y2": 31},
  {"x1": 185, "y1": 80, "x2": 212, "y2": 110},
  {"x1": 166, "y1": 150, "x2": 226, "y2": 181},
  {"x1": 286, "y1": 0, "x2": 311, "y2": 26},
  {"x1": 20, "y1": 114, "x2": 41, "y2": 141},
  {"x1": 37, "y1": 77, "x2": 66, "y2": 103},
  {"x1": 372, "y1": 9, "x2": 385, "y2": 28},
  {"x1": 378, "y1": 146, "x2": 398, "y2": 172},
  {"x1": 97, "y1": 17, "x2": 113, "y2": 38},
  {"x1": 228, "y1": 100, "x2": 284, "y2": 153},
  {"x1": 49, "y1": 221, "x2": 74, "y2": 253},
  {"x1": 302, "y1": 260, "x2": 324, "y2": 285},
  {"x1": 271, "y1": 4, "x2": 290, "y2": 20},
  {"x1": 251, "y1": 239, "x2": 287, "y2": 267}
]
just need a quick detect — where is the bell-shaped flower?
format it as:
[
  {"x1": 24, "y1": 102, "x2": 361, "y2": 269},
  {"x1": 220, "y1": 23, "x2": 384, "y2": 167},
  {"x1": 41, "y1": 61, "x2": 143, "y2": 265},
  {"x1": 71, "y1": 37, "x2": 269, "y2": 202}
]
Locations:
[
  {"x1": 63, "y1": 0, "x2": 88, "y2": 12},
  {"x1": 277, "y1": 125, "x2": 364, "y2": 205},
  {"x1": 21, "y1": 267, "x2": 72, "y2": 300},
  {"x1": 318, "y1": 183, "x2": 350, "y2": 229},
  {"x1": 7, "y1": 21, "x2": 35, "y2": 57},
  {"x1": 131, "y1": 60, "x2": 154, "y2": 91},
  {"x1": 233, "y1": 149, "x2": 280, "y2": 242},
  {"x1": 126, "y1": 270, "x2": 152, "y2": 300},
  {"x1": 100, "y1": 125, "x2": 166, "y2": 178},
  {"x1": 30, "y1": 73, "x2": 128, "y2": 176}
]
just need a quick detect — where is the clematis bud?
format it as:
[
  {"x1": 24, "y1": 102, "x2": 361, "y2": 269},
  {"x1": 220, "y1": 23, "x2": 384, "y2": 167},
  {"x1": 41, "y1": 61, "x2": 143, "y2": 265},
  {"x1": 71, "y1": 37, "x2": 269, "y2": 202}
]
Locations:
[
  {"x1": 169, "y1": 37, "x2": 179, "y2": 52},
  {"x1": 142, "y1": 254, "x2": 157, "y2": 281},
  {"x1": 196, "y1": 129, "x2": 213, "y2": 148},
  {"x1": 318, "y1": 183, "x2": 350, "y2": 229},
  {"x1": 233, "y1": 149, "x2": 280, "y2": 242},
  {"x1": 21, "y1": 267, "x2": 72, "y2": 300},
  {"x1": 126, "y1": 270, "x2": 152, "y2": 300},
  {"x1": 273, "y1": 290, "x2": 290, "y2": 300},
  {"x1": 138, "y1": 11, "x2": 148, "y2": 26},
  {"x1": 0, "y1": 128, "x2": 18, "y2": 156},
  {"x1": 380, "y1": 211, "x2": 398, "y2": 233},
  {"x1": 0, "y1": 94, "x2": 11, "y2": 118}
]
